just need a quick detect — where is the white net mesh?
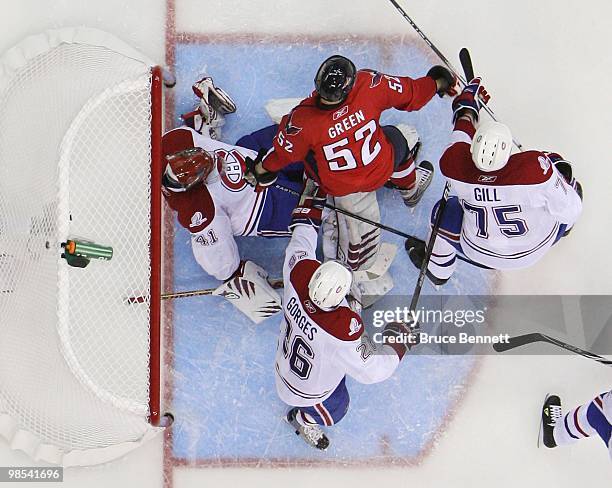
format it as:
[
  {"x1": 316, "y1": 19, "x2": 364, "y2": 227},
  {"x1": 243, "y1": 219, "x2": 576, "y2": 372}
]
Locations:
[{"x1": 0, "y1": 28, "x2": 161, "y2": 466}]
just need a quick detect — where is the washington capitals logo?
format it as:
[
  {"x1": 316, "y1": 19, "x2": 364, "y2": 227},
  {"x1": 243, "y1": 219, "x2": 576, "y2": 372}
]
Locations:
[
  {"x1": 365, "y1": 69, "x2": 383, "y2": 88},
  {"x1": 284, "y1": 108, "x2": 302, "y2": 136}
]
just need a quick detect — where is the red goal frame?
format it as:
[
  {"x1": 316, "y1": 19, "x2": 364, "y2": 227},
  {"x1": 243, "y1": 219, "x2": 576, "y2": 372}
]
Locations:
[{"x1": 149, "y1": 65, "x2": 163, "y2": 427}]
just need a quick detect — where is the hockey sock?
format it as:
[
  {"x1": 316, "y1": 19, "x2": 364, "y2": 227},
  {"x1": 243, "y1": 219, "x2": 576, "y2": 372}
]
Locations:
[{"x1": 553, "y1": 403, "x2": 595, "y2": 446}]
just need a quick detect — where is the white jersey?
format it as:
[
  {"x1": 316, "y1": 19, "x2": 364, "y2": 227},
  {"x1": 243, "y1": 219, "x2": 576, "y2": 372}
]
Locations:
[
  {"x1": 439, "y1": 120, "x2": 583, "y2": 270},
  {"x1": 274, "y1": 224, "x2": 400, "y2": 408},
  {"x1": 162, "y1": 126, "x2": 267, "y2": 280}
]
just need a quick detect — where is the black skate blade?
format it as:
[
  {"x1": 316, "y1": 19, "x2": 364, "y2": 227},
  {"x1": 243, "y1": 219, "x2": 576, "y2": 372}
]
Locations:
[{"x1": 537, "y1": 393, "x2": 549, "y2": 448}]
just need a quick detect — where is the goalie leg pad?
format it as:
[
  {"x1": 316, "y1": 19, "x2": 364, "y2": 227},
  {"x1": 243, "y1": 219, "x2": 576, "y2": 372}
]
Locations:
[
  {"x1": 213, "y1": 261, "x2": 281, "y2": 324},
  {"x1": 334, "y1": 191, "x2": 381, "y2": 271}
]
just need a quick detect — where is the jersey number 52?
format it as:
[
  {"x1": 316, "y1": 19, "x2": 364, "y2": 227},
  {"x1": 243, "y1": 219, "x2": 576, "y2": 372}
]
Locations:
[{"x1": 323, "y1": 120, "x2": 381, "y2": 171}]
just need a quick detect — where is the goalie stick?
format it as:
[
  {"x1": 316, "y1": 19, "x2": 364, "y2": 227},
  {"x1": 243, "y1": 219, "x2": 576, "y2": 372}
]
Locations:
[
  {"x1": 125, "y1": 278, "x2": 284, "y2": 304},
  {"x1": 492, "y1": 333, "x2": 612, "y2": 367},
  {"x1": 273, "y1": 182, "x2": 479, "y2": 266}
]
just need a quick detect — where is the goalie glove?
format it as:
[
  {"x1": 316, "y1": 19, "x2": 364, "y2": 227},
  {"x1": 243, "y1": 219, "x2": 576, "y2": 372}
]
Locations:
[
  {"x1": 244, "y1": 149, "x2": 278, "y2": 192},
  {"x1": 289, "y1": 178, "x2": 327, "y2": 231},
  {"x1": 213, "y1": 261, "x2": 282, "y2": 324},
  {"x1": 192, "y1": 76, "x2": 237, "y2": 114},
  {"x1": 452, "y1": 77, "x2": 490, "y2": 123}
]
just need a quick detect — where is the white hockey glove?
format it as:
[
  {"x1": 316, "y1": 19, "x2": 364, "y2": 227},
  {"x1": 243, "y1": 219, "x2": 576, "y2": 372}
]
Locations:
[
  {"x1": 184, "y1": 76, "x2": 237, "y2": 140},
  {"x1": 192, "y1": 76, "x2": 237, "y2": 115},
  {"x1": 213, "y1": 260, "x2": 282, "y2": 324}
]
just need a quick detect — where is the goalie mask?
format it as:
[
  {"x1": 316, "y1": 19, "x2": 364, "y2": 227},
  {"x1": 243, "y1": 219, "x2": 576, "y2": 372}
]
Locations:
[
  {"x1": 164, "y1": 148, "x2": 216, "y2": 191},
  {"x1": 314, "y1": 55, "x2": 357, "y2": 104},
  {"x1": 308, "y1": 260, "x2": 353, "y2": 312}
]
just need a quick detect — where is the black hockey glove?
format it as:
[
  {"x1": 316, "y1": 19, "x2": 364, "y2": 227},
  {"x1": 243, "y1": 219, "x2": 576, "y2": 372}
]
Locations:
[
  {"x1": 244, "y1": 149, "x2": 278, "y2": 192},
  {"x1": 427, "y1": 65, "x2": 458, "y2": 97}
]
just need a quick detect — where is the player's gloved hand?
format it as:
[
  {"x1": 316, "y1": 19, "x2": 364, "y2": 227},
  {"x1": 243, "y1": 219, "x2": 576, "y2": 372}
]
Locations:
[
  {"x1": 382, "y1": 321, "x2": 420, "y2": 360},
  {"x1": 192, "y1": 76, "x2": 237, "y2": 114},
  {"x1": 544, "y1": 152, "x2": 583, "y2": 200},
  {"x1": 427, "y1": 65, "x2": 458, "y2": 98},
  {"x1": 244, "y1": 149, "x2": 278, "y2": 192},
  {"x1": 452, "y1": 77, "x2": 490, "y2": 122},
  {"x1": 289, "y1": 178, "x2": 327, "y2": 231}
]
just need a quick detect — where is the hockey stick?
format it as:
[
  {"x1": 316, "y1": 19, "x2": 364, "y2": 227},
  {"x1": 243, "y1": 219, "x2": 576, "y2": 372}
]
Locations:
[
  {"x1": 407, "y1": 49, "x2": 474, "y2": 314},
  {"x1": 273, "y1": 182, "x2": 482, "y2": 266},
  {"x1": 387, "y1": 1, "x2": 523, "y2": 149},
  {"x1": 492, "y1": 333, "x2": 612, "y2": 367},
  {"x1": 125, "y1": 278, "x2": 284, "y2": 304}
]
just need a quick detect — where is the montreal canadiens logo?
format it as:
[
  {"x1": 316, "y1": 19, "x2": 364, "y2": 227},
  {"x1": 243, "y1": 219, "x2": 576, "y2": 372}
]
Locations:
[{"x1": 217, "y1": 149, "x2": 247, "y2": 192}]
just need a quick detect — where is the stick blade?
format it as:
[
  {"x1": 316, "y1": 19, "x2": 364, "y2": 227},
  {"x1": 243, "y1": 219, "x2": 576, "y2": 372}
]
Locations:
[
  {"x1": 459, "y1": 47, "x2": 474, "y2": 81},
  {"x1": 492, "y1": 333, "x2": 544, "y2": 353}
]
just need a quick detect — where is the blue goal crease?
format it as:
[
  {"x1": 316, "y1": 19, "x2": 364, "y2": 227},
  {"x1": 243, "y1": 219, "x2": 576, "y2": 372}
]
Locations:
[{"x1": 169, "y1": 40, "x2": 492, "y2": 463}]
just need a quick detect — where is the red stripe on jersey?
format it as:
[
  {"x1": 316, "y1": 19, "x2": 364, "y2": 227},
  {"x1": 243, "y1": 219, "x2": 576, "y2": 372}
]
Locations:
[
  {"x1": 574, "y1": 406, "x2": 590, "y2": 438},
  {"x1": 595, "y1": 396, "x2": 604, "y2": 409},
  {"x1": 290, "y1": 260, "x2": 363, "y2": 341},
  {"x1": 314, "y1": 403, "x2": 333, "y2": 426}
]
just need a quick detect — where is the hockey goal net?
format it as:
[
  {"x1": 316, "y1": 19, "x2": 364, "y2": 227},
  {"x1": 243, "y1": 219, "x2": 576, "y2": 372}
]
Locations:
[{"x1": 0, "y1": 27, "x2": 165, "y2": 466}]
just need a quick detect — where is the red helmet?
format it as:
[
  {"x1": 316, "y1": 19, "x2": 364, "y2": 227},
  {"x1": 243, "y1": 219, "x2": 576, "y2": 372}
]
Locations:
[{"x1": 164, "y1": 148, "x2": 216, "y2": 190}]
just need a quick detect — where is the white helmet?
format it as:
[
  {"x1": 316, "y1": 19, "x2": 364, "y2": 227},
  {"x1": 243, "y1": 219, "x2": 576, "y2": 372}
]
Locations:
[
  {"x1": 471, "y1": 121, "x2": 513, "y2": 172},
  {"x1": 308, "y1": 261, "x2": 353, "y2": 312}
]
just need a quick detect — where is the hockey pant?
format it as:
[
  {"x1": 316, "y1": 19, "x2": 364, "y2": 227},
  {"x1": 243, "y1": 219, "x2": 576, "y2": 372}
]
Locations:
[
  {"x1": 425, "y1": 197, "x2": 570, "y2": 281},
  {"x1": 553, "y1": 391, "x2": 611, "y2": 455},
  {"x1": 293, "y1": 377, "x2": 350, "y2": 427},
  {"x1": 382, "y1": 125, "x2": 417, "y2": 190},
  {"x1": 237, "y1": 123, "x2": 304, "y2": 237},
  {"x1": 257, "y1": 170, "x2": 303, "y2": 237}
]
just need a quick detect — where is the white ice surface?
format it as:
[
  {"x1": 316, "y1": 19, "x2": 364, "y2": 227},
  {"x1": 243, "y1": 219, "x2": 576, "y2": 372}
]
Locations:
[{"x1": 1, "y1": 0, "x2": 611, "y2": 487}]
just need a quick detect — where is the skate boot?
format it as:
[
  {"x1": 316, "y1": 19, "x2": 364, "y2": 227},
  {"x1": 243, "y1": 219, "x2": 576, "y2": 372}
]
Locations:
[
  {"x1": 286, "y1": 408, "x2": 330, "y2": 451},
  {"x1": 541, "y1": 394, "x2": 562, "y2": 448},
  {"x1": 404, "y1": 236, "x2": 448, "y2": 286},
  {"x1": 400, "y1": 160, "x2": 434, "y2": 208}
]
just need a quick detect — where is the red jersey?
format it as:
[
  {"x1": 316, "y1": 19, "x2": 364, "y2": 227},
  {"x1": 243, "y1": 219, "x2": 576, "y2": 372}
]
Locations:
[{"x1": 262, "y1": 69, "x2": 437, "y2": 196}]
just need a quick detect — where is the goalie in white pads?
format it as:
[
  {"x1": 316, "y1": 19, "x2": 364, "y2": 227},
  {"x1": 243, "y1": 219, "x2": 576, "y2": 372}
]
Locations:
[
  {"x1": 162, "y1": 77, "x2": 303, "y2": 323},
  {"x1": 407, "y1": 78, "x2": 583, "y2": 285},
  {"x1": 276, "y1": 178, "x2": 418, "y2": 450}
]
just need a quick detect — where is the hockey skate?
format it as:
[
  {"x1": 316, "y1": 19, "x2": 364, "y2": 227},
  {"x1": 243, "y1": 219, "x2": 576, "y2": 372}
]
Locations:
[
  {"x1": 400, "y1": 160, "x2": 434, "y2": 208},
  {"x1": 540, "y1": 394, "x2": 562, "y2": 448},
  {"x1": 286, "y1": 408, "x2": 330, "y2": 451}
]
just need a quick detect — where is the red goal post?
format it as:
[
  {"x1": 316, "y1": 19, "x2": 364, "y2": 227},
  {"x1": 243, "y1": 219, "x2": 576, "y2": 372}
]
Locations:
[{"x1": 0, "y1": 27, "x2": 168, "y2": 466}]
